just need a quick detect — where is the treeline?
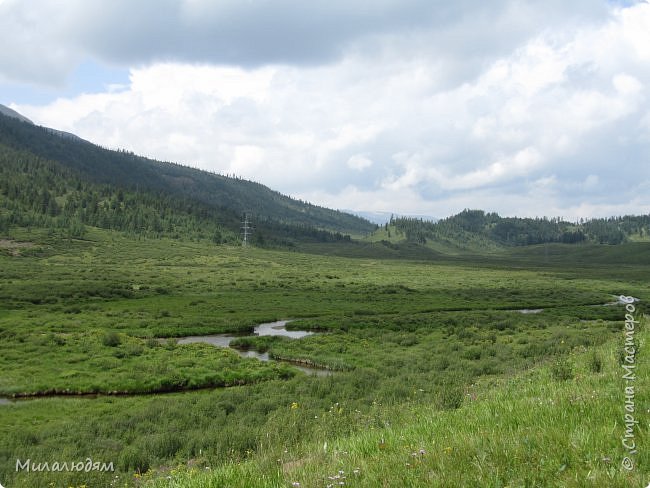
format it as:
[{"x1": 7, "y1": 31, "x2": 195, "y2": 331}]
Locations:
[
  {"x1": 0, "y1": 144, "x2": 355, "y2": 246},
  {"x1": 0, "y1": 144, "x2": 235, "y2": 241},
  {"x1": 251, "y1": 221, "x2": 353, "y2": 248},
  {"x1": 391, "y1": 209, "x2": 650, "y2": 247}
]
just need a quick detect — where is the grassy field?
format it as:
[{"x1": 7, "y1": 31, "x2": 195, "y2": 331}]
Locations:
[
  {"x1": 0, "y1": 227, "x2": 648, "y2": 487},
  {"x1": 142, "y1": 320, "x2": 650, "y2": 487}
]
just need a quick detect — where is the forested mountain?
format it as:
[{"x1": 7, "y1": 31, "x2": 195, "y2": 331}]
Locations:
[
  {"x1": 0, "y1": 104, "x2": 33, "y2": 124},
  {"x1": 0, "y1": 109, "x2": 375, "y2": 244},
  {"x1": 389, "y1": 209, "x2": 650, "y2": 248},
  {"x1": 2, "y1": 108, "x2": 647, "y2": 251}
]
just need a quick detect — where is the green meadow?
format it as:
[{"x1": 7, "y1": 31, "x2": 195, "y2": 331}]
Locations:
[{"x1": 0, "y1": 227, "x2": 647, "y2": 487}]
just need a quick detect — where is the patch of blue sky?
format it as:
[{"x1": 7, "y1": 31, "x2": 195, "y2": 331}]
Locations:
[
  {"x1": 1, "y1": 59, "x2": 129, "y2": 105},
  {"x1": 606, "y1": 0, "x2": 647, "y2": 7}
]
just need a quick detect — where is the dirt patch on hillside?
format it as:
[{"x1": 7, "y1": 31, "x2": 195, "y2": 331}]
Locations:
[{"x1": 0, "y1": 239, "x2": 36, "y2": 256}]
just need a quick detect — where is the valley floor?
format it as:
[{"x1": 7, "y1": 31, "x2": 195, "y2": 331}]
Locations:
[{"x1": 0, "y1": 227, "x2": 647, "y2": 487}]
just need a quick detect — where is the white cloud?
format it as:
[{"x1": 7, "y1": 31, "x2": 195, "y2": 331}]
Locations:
[
  {"x1": 613, "y1": 73, "x2": 642, "y2": 95},
  {"x1": 583, "y1": 174, "x2": 599, "y2": 190},
  {"x1": 347, "y1": 154, "x2": 373, "y2": 171},
  {"x1": 10, "y1": 1, "x2": 650, "y2": 220}
]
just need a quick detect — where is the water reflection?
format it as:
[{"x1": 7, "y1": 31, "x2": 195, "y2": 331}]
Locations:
[{"x1": 174, "y1": 320, "x2": 330, "y2": 376}]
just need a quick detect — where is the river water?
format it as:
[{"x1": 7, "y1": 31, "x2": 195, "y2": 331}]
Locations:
[
  {"x1": 0, "y1": 321, "x2": 329, "y2": 405},
  {"x1": 173, "y1": 320, "x2": 330, "y2": 376}
]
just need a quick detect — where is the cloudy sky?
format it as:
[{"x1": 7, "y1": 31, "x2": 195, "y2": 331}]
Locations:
[{"x1": 1, "y1": 0, "x2": 649, "y2": 220}]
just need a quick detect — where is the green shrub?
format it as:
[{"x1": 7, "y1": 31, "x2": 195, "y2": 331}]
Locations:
[
  {"x1": 118, "y1": 446, "x2": 151, "y2": 474},
  {"x1": 436, "y1": 379, "x2": 464, "y2": 410},
  {"x1": 551, "y1": 357, "x2": 574, "y2": 381},
  {"x1": 462, "y1": 346, "x2": 482, "y2": 360},
  {"x1": 102, "y1": 332, "x2": 121, "y2": 347},
  {"x1": 588, "y1": 352, "x2": 602, "y2": 373},
  {"x1": 150, "y1": 432, "x2": 183, "y2": 458}
]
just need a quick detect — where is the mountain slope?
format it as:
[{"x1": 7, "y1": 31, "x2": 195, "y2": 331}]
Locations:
[
  {"x1": 383, "y1": 209, "x2": 650, "y2": 251},
  {"x1": 0, "y1": 110, "x2": 375, "y2": 236},
  {"x1": 0, "y1": 103, "x2": 33, "y2": 124}
]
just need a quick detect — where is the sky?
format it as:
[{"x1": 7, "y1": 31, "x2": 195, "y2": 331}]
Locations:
[{"x1": 1, "y1": 0, "x2": 649, "y2": 220}]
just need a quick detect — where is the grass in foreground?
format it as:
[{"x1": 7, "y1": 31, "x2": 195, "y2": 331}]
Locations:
[{"x1": 142, "y1": 317, "x2": 648, "y2": 487}]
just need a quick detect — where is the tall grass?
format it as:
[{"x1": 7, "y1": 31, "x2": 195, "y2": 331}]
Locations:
[{"x1": 143, "y1": 318, "x2": 648, "y2": 487}]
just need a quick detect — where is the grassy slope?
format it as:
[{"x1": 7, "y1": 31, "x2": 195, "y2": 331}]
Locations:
[
  {"x1": 144, "y1": 318, "x2": 649, "y2": 487},
  {"x1": 361, "y1": 224, "x2": 501, "y2": 255}
]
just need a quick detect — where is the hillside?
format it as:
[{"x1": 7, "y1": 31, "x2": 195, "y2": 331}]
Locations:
[
  {"x1": 0, "y1": 109, "x2": 375, "y2": 240},
  {"x1": 0, "y1": 104, "x2": 33, "y2": 124},
  {"x1": 4, "y1": 106, "x2": 650, "y2": 254},
  {"x1": 367, "y1": 209, "x2": 650, "y2": 253}
]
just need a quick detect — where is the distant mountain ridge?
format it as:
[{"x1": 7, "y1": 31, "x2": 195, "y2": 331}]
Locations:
[
  {"x1": 389, "y1": 209, "x2": 650, "y2": 250},
  {"x1": 0, "y1": 103, "x2": 88, "y2": 142},
  {"x1": 0, "y1": 107, "x2": 375, "y2": 239},
  {"x1": 346, "y1": 210, "x2": 438, "y2": 225},
  {"x1": 0, "y1": 104, "x2": 33, "y2": 124}
]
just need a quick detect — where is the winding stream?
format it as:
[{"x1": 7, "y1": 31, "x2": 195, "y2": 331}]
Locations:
[
  {"x1": 0, "y1": 321, "x2": 329, "y2": 406},
  {"x1": 173, "y1": 320, "x2": 330, "y2": 377},
  {"x1": 1, "y1": 299, "x2": 639, "y2": 405}
]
